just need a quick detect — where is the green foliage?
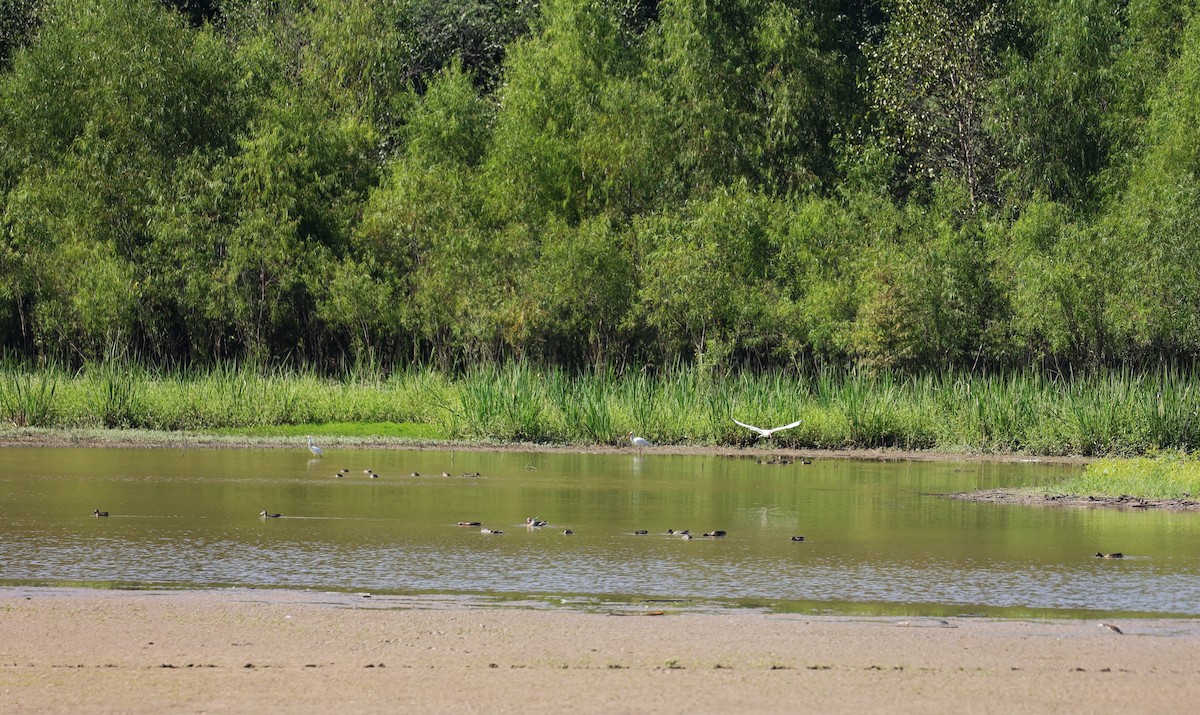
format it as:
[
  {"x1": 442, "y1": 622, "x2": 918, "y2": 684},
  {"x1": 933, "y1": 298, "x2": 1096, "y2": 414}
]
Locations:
[
  {"x1": 867, "y1": 0, "x2": 1006, "y2": 205},
  {"x1": 3, "y1": 0, "x2": 1200, "y2": 376},
  {"x1": 0, "y1": 0, "x2": 45, "y2": 70},
  {"x1": 994, "y1": 0, "x2": 1124, "y2": 207}
]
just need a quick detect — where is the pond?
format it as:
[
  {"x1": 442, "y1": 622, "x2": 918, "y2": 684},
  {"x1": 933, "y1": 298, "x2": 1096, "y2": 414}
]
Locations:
[{"x1": 1, "y1": 445, "x2": 1198, "y2": 617}]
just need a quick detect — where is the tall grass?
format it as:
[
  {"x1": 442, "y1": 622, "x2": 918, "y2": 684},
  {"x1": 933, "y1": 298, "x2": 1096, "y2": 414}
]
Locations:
[{"x1": 3, "y1": 360, "x2": 1200, "y2": 456}]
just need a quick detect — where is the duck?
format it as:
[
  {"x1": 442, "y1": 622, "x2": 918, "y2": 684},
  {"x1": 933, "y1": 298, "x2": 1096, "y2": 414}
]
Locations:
[
  {"x1": 680, "y1": 533, "x2": 693, "y2": 540},
  {"x1": 525, "y1": 517, "x2": 548, "y2": 527},
  {"x1": 93, "y1": 509, "x2": 109, "y2": 517},
  {"x1": 634, "y1": 530, "x2": 649, "y2": 535},
  {"x1": 562, "y1": 529, "x2": 574, "y2": 535},
  {"x1": 457, "y1": 521, "x2": 482, "y2": 527},
  {"x1": 259, "y1": 511, "x2": 282, "y2": 518},
  {"x1": 441, "y1": 472, "x2": 452, "y2": 478},
  {"x1": 704, "y1": 530, "x2": 727, "y2": 538},
  {"x1": 790, "y1": 535, "x2": 805, "y2": 542},
  {"x1": 338, "y1": 468, "x2": 350, "y2": 474},
  {"x1": 369, "y1": 473, "x2": 379, "y2": 479},
  {"x1": 481, "y1": 528, "x2": 504, "y2": 535},
  {"x1": 1095, "y1": 552, "x2": 1123, "y2": 559},
  {"x1": 408, "y1": 472, "x2": 421, "y2": 477}
]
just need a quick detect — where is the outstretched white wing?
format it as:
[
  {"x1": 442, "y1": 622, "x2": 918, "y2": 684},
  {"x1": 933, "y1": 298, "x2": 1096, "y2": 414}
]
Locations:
[
  {"x1": 732, "y1": 417, "x2": 769, "y2": 437},
  {"x1": 732, "y1": 417, "x2": 802, "y2": 438}
]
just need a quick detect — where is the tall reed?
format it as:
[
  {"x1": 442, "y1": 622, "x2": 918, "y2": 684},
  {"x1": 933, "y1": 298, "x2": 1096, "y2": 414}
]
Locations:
[{"x1": 3, "y1": 360, "x2": 1200, "y2": 457}]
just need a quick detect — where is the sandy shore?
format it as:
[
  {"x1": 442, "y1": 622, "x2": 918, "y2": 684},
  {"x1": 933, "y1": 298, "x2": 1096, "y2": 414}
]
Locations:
[{"x1": 3, "y1": 588, "x2": 1198, "y2": 714}]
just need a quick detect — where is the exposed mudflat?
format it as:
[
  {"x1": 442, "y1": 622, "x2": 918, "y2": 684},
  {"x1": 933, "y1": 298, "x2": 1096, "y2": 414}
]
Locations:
[{"x1": 949, "y1": 488, "x2": 1200, "y2": 510}]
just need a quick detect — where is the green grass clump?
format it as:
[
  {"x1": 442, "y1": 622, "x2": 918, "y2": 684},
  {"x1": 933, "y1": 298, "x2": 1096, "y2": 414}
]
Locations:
[{"x1": 1053, "y1": 454, "x2": 1200, "y2": 500}]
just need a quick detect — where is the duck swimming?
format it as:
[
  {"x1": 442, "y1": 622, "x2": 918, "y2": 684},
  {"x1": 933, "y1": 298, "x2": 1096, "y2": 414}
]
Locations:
[
  {"x1": 259, "y1": 511, "x2": 282, "y2": 518},
  {"x1": 93, "y1": 509, "x2": 109, "y2": 517},
  {"x1": 1095, "y1": 552, "x2": 1123, "y2": 559}
]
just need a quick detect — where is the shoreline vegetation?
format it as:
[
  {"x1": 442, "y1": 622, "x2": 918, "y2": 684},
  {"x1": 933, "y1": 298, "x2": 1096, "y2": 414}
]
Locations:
[{"x1": 4, "y1": 361, "x2": 1200, "y2": 507}]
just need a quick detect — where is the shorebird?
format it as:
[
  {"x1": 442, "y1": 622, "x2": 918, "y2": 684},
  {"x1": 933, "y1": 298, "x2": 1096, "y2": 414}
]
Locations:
[
  {"x1": 732, "y1": 417, "x2": 803, "y2": 439},
  {"x1": 307, "y1": 436, "x2": 323, "y2": 457},
  {"x1": 1100, "y1": 622, "x2": 1123, "y2": 634},
  {"x1": 627, "y1": 432, "x2": 650, "y2": 453}
]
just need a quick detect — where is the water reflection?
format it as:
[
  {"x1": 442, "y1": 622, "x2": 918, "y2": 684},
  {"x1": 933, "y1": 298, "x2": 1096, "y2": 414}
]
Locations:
[{"x1": 1, "y1": 446, "x2": 1198, "y2": 617}]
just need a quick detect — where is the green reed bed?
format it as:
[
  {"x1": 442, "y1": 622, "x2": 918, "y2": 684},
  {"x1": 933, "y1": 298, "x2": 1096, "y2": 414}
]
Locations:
[{"x1": 3, "y1": 361, "x2": 1200, "y2": 456}]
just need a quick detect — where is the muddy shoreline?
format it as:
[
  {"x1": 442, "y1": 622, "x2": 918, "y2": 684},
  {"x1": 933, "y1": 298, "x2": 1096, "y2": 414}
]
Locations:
[{"x1": 0, "y1": 426, "x2": 1093, "y2": 463}]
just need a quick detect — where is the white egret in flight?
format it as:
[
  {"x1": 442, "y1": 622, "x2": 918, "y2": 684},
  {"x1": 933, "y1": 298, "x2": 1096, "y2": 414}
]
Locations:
[
  {"x1": 307, "y1": 435, "x2": 324, "y2": 457},
  {"x1": 732, "y1": 417, "x2": 803, "y2": 439}
]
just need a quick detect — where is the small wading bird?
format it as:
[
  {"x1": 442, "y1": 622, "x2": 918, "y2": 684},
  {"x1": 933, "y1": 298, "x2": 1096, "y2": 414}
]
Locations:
[
  {"x1": 627, "y1": 431, "x2": 650, "y2": 453},
  {"x1": 732, "y1": 417, "x2": 803, "y2": 440},
  {"x1": 307, "y1": 436, "x2": 323, "y2": 458}
]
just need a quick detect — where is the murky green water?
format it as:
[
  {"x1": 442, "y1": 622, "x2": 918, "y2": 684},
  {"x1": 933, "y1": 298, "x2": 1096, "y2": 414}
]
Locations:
[{"x1": 2, "y1": 446, "x2": 1198, "y2": 617}]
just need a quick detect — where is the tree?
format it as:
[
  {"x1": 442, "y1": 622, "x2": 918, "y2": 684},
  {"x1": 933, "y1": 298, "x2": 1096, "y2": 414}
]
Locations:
[
  {"x1": 993, "y1": 0, "x2": 1124, "y2": 208},
  {"x1": 867, "y1": 0, "x2": 1007, "y2": 206}
]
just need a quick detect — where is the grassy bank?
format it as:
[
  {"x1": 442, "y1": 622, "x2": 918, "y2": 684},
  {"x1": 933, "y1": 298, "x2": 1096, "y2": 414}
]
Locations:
[
  {"x1": 1049, "y1": 454, "x2": 1200, "y2": 500},
  {"x1": 2, "y1": 361, "x2": 1200, "y2": 456}
]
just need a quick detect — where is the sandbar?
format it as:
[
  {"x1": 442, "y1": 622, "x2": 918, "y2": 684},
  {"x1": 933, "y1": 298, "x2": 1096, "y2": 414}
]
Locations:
[{"x1": 2, "y1": 587, "x2": 1198, "y2": 713}]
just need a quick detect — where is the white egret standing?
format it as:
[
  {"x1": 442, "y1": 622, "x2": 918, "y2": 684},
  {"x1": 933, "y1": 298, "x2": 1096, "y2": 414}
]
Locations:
[
  {"x1": 307, "y1": 435, "x2": 324, "y2": 458},
  {"x1": 627, "y1": 431, "x2": 650, "y2": 454},
  {"x1": 732, "y1": 417, "x2": 803, "y2": 439}
]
